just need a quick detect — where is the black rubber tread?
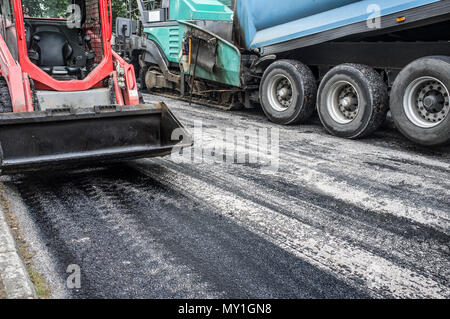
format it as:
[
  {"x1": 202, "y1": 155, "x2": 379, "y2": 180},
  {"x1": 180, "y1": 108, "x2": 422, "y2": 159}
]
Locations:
[
  {"x1": 317, "y1": 63, "x2": 389, "y2": 139},
  {"x1": 109, "y1": 77, "x2": 117, "y2": 104},
  {"x1": 0, "y1": 77, "x2": 13, "y2": 113},
  {"x1": 30, "y1": 79, "x2": 41, "y2": 111},
  {"x1": 390, "y1": 56, "x2": 450, "y2": 146},
  {"x1": 139, "y1": 64, "x2": 150, "y2": 91},
  {"x1": 130, "y1": 50, "x2": 141, "y2": 84},
  {"x1": 259, "y1": 59, "x2": 317, "y2": 125}
]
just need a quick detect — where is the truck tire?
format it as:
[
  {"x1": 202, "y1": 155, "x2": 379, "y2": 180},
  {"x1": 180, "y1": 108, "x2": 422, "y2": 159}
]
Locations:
[
  {"x1": 0, "y1": 77, "x2": 13, "y2": 113},
  {"x1": 259, "y1": 60, "x2": 316, "y2": 125},
  {"x1": 317, "y1": 64, "x2": 388, "y2": 139},
  {"x1": 390, "y1": 56, "x2": 450, "y2": 146}
]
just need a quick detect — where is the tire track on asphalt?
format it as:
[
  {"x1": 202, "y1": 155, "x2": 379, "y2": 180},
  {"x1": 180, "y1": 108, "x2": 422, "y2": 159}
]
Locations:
[
  {"x1": 7, "y1": 167, "x2": 367, "y2": 298},
  {"x1": 9, "y1": 173, "x2": 225, "y2": 298},
  {"x1": 147, "y1": 95, "x2": 450, "y2": 297},
  {"x1": 131, "y1": 161, "x2": 449, "y2": 298},
  {"x1": 81, "y1": 169, "x2": 367, "y2": 298},
  {"x1": 73, "y1": 175, "x2": 225, "y2": 298},
  {"x1": 136, "y1": 158, "x2": 449, "y2": 288},
  {"x1": 3, "y1": 94, "x2": 448, "y2": 299},
  {"x1": 10, "y1": 179, "x2": 97, "y2": 298},
  {"x1": 163, "y1": 98, "x2": 450, "y2": 233}
]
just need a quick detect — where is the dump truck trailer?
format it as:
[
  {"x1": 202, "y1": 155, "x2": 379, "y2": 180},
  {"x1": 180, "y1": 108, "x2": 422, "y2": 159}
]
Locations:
[
  {"x1": 117, "y1": 0, "x2": 450, "y2": 146},
  {"x1": 0, "y1": 0, "x2": 191, "y2": 174}
]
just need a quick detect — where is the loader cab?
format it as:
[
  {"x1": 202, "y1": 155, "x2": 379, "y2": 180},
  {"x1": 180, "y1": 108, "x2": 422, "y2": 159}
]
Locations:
[
  {"x1": 1, "y1": 0, "x2": 115, "y2": 93},
  {"x1": 21, "y1": 0, "x2": 102, "y2": 80}
]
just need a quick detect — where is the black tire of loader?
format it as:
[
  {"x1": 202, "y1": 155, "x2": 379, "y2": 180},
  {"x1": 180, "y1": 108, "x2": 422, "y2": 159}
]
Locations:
[
  {"x1": 259, "y1": 60, "x2": 317, "y2": 125},
  {"x1": 0, "y1": 77, "x2": 13, "y2": 113},
  {"x1": 317, "y1": 64, "x2": 389, "y2": 139},
  {"x1": 390, "y1": 56, "x2": 450, "y2": 146}
]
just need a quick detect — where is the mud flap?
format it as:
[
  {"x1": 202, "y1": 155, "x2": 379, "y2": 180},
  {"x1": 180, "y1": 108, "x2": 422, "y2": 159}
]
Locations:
[{"x1": 0, "y1": 102, "x2": 192, "y2": 174}]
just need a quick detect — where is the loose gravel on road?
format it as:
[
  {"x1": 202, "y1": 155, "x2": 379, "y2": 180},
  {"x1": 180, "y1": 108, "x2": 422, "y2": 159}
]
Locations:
[
  {"x1": 0, "y1": 94, "x2": 449, "y2": 299},
  {"x1": 0, "y1": 275, "x2": 6, "y2": 299}
]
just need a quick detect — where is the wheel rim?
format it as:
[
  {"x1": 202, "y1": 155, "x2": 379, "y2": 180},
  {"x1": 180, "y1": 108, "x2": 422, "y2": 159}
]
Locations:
[
  {"x1": 326, "y1": 81, "x2": 360, "y2": 124},
  {"x1": 267, "y1": 74, "x2": 294, "y2": 112},
  {"x1": 403, "y1": 76, "x2": 450, "y2": 128}
]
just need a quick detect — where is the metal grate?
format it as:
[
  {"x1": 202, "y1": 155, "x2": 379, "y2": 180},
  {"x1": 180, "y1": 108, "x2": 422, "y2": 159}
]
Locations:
[{"x1": 84, "y1": 0, "x2": 103, "y2": 63}]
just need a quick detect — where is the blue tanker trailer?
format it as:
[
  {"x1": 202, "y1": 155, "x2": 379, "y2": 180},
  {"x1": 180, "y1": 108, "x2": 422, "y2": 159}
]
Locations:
[{"x1": 117, "y1": 0, "x2": 450, "y2": 146}]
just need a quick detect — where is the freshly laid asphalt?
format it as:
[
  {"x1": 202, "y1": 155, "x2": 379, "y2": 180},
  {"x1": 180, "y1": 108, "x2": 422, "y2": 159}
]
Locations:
[{"x1": 1, "y1": 94, "x2": 448, "y2": 298}]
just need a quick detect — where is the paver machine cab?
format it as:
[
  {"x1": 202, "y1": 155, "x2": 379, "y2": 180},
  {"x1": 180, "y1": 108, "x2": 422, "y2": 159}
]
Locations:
[{"x1": 0, "y1": 0, "x2": 190, "y2": 174}]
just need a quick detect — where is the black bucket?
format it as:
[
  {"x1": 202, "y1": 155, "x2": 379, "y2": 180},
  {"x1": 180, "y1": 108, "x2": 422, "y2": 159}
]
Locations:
[{"x1": 0, "y1": 102, "x2": 192, "y2": 174}]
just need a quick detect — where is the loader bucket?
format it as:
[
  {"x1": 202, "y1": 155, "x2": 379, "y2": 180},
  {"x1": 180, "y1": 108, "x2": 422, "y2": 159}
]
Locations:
[{"x1": 0, "y1": 102, "x2": 192, "y2": 174}]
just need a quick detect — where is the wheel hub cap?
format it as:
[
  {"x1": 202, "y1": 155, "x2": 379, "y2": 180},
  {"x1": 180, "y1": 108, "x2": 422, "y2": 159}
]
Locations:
[
  {"x1": 276, "y1": 79, "x2": 292, "y2": 107},
  {"x1": 422, "y1": 91, "x2": 445, "y2": 113},
  {"x1": 267, "y1": 74, "x2": 294, "y2": 112},
  {"x1": 404, "y1": 77, "x2": 449, "y2": 128},
  {"x1": 278, "y1": 87, "x2": 290, "y2": 99},
  {"x1": 326, "y1": 81, "x2": 360, "y2": 124}
]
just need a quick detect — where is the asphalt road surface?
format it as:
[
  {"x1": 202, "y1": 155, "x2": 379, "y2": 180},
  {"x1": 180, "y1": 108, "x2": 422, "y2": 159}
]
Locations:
[{"x1": 1, "y1": 94, "x2": 449, "y2": 298}]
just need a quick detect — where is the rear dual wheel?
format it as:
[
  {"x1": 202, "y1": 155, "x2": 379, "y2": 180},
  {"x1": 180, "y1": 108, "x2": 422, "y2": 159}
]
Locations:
[
  {"x1": 317, "y1": 64, "x2": 389, "y2": 139},
  {"x1": 260, "y1": 60, "x2": 317, "y2": 125},
  {"x1": 390, "y1": 56, "x2": 450, "y2": 146},
  {"x1": 260, "y1": 61, "x2": 388, "y2": 139}
]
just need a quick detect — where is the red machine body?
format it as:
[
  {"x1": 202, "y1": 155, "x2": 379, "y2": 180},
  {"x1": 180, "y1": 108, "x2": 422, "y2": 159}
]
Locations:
[
  {"x1": 0, "y1": 0, "x2": 191, "y2": 174},
  {"x1": 0, "y1": 0, "x2": 138, "y2": 112}
]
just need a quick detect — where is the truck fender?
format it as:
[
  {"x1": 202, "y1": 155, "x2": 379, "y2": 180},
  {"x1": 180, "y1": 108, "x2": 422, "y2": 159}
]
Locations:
[
  {"x1": 251, "y1": 54, "x2": 277, "y2": 74},
  {"x1": 140, "y1": 39, "x2": 179, "y2": 83}
]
